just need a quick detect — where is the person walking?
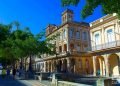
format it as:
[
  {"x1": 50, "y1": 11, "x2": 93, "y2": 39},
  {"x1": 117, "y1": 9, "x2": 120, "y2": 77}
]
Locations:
[
  {"x1": 6, "y1": 68, "x2": 10, "y2": 79},
  {"x1": 2, "y1": 68, "x2": 6, "y2": 79},
  {"x1": 19, "y1": 69, "x2": 22, "y2": 78},
  {"x1": 12, "y1": 68, "x2": 16, "y2": 79}
]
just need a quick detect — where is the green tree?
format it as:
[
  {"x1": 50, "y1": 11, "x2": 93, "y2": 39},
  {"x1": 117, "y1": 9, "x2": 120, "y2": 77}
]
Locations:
[
  {"x1": 0, "y1": 22, "x2": 57, "y2": 72},
  {"x1": 61, "y1": 0, "x2": 120, "y2": 19},
  {"x1": 0, "y1": 24, "x2": 13, "y2": 66}
]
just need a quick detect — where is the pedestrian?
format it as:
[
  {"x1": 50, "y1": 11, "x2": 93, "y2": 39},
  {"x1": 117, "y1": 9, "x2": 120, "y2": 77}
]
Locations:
[
  {"x1": 12, "y1": 68, "x2": 16, "y2": 79},
  {"x1": 2, "y1": 68, "x2": 6, "y2": 79},
  {"x1": 7, "y1": 68, "x2": 10, "y2": 78},
  {"x1": 19, "y1": 69, "x2": 22, "y2": 78}
]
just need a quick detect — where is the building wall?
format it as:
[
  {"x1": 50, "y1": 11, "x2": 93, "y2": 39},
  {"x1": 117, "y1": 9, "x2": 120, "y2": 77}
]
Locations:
[
  {"x1": 90, "y1": 14, "x2": 120, "y2": 77},
  {"x1": 34, "y1": 11, "x2": 120, "y2": 78},
  {"x1": 90, "y1": 14, "x2": 120, "y2": 51},
  {"x1": 74, "y1": 56, "x2": 93, "y2": 75}
]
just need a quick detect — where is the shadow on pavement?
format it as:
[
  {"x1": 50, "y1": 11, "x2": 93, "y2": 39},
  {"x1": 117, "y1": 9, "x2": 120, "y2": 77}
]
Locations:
[{"x1": 0, "y1": 75, "x2": 30, "y2": 86}]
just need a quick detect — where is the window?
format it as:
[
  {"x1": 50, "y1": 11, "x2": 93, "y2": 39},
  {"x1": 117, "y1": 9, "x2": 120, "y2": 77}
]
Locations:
[
  {"x1": 64, "y1": 44, "x2": 67, "y2": 52},
  {"x1": 76, "y1": 44, "x2": 80, "y2": 52},
  {"x1": 65, "y1": 15, "x2": 66, "y2": 21},
  {"x1": 59, "y1": 46, "x2": 62, "y2": 53},
  {"x1": 60, "y1": 33, "x2": 62, "y2": 40},
  {"x1": 63, "y1": 29, "x2": 67, "y2": 38},
  {"x1": 107, "y1": 29, "x2": 114, "y2": 42},
  {"x1": 82, "y1": 31, "x2": 87, "y2": 40},
  {"x1": 95, "y1": 33, "x2": 100, "y2": 45},
  {"x1": 58, "y1": 33, "x2": 60, "y2": 40},
  {"x1": 70, "y1": 44, "x2": 74, "y2": 51},
  {"x1": 76, "y1": 31, "x2": 80, "y2": 39},
  {"x1": 68, "y1": 15, "x2": 72, "y2": 21},
  {"x1": 69, "y1": 29, "x2": 74, "y2": 38}
]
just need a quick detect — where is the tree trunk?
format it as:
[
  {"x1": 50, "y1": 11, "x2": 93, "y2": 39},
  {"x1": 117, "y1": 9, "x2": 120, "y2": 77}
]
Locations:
[
  {"x1": 25, "y1": 57, "x2": 28, "y2": 72},
  {"x1": 29, "y1": 55, "x2": 32, "y2": 71},
  {"x1": 20, "y1": 57, "x2": 23, "y2": 69}
]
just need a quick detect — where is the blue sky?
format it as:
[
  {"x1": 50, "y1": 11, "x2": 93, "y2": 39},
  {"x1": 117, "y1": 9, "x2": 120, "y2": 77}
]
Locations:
[{"x1": 0, "y1": 0, "x2": 104, "y2": 34}]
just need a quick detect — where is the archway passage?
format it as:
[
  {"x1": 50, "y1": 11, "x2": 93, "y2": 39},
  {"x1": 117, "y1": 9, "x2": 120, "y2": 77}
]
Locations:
[
  {"x1": 64, "y1": 44, "x2": 67, "y2": 52},
  {"x1": 56, "y1": 60, "x2": 62, "y2": 72},
  {"x1": 45, "y1": 62, "x2": 48, "y2": 72},
  {"x1": 70, "y1": 44, "x2": 74, "y2": 51},
  {"x1": 96, "y1": 56, "x2": 105, "y2": 76},
  {"x1": 53, "y1": 61, "x2": 57, "y2": 72},
  {"x1": 70, "y1": 58, "x2": 75, "y2": 73},
  {"x1": 85, "y1": 59, "x2": 89, "y2": 74},
  {"x1": 62, "y1": 59, "x2": 67, "y2": 73},
  {"x1": 49, "y1": 62, "x2": 51, "y2": 72},
  {"x1": 108, "y1": 54, "x2": 119, "y2": 76}
]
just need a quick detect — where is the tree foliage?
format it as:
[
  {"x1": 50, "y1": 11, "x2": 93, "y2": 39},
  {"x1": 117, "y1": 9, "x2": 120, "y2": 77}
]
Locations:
[
  {"x1": 0, "y1": 22, "x2": 55, "y2": 68},
  {"x1": 61, "y1": 0, "x2": 120, "y2": 19}
]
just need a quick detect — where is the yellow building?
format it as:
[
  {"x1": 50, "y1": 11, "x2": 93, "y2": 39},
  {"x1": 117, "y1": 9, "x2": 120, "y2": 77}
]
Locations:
[
  {"x1": 34, "y1": 9, "x2": 93, "y2": 75},
  {"x1": 90, "y1": 13, "x2": 120, "y2": 77},
  {"x1": 34, "y1": 9, "x2": 120, "y2": 78}
]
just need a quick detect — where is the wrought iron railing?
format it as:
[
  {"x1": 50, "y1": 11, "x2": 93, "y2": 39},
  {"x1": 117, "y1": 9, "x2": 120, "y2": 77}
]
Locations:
[
  {"x1": 90, "y1": 40, "x2": 120, "y2": 51},
  {"x1": 43, "y1": 40, "x2": 120, "y2": 57}
]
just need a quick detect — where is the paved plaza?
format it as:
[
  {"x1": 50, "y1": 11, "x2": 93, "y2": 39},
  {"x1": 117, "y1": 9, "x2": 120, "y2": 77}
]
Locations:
[{"x1": 0, "y1": 75, "x2": 45, "y2": 86}]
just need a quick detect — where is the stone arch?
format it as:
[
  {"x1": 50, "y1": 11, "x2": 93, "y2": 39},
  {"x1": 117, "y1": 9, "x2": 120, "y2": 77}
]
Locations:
[
  {"x1": 37, "y1": 63, "x2": 39, "y2": 72},
  {"x1": 53, "y1": 60, "x2": 57, "y2": 72},
  {"x1": 70, "y1": 58, "x2": 75, "y2": 73},
  {"x1": 108, "y1": 54, "x2": 119, "y2": 76},
  {"x1": 49, "y1": 61, "x2": 51, "y2": 72},
  {"x1": 85, "y1": 59, "x2": 89, "y2": 74},
  {"x1": 46, "y1": 62, "x2": 48, "y2": 72},
  {"x1": 62, "y1": 59, "x2": 67, "y2": 73},
  {"x1": 96, "y1": 56, "x2": 105, "y2": 76},
  {"x1": 70, "y1": 43, "x2": 74, "y2": 51},
  {"x1": 57, "y1": 60, "x2": 62, "y2": 72}
]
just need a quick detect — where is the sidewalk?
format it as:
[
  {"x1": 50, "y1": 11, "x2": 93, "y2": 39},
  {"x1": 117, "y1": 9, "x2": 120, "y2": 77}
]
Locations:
[{"x1": 0, "y1": 75, "x2": 47, "y2": 86}]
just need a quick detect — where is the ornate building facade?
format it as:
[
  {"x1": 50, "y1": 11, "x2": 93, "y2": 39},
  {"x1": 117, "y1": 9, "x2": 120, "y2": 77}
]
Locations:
[
  {"x1": 90, "y1": 13, "x2": 120, "y2": 77},
  {"x1": 34, "y1": 9, "x2": 93, "y2": 75},
  {"x1": 34, "y1": 9, "x2": 120, "y2": 77}
]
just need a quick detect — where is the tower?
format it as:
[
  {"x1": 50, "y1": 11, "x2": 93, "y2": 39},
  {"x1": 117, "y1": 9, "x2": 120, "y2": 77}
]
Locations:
[{"x1": 62, "y1": 9, "x2": 74, "y2": 24}]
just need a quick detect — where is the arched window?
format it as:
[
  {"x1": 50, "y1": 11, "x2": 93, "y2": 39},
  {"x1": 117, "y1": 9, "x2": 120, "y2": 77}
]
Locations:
[
  {"x1": 95, "y1": 33, "x2": 100, "y2": 45},
  {"x1": 82, "y1": 31, "x2": 87, "y2": 40},
  {"x1": 63, "y1": 29, "x2": 67, "y2": 38},
  {"x1": 107, "y1": 29, "x2": 114, "y2": 42},
  {"x1": 70, "y1": 44, "x2": 74, "y2": 51},
  {"x1": 76, "y1": 44, "x2": 80, "y2": 52},
  {"x1": 76, "y1": 31, "x2": 80, "y2": 39},
  {"x1": 69, "y1": 29, "x2": 74, "y2": 38},
  {"x1": 60, "y1": 33, "x2": 62, "y2": 40}
]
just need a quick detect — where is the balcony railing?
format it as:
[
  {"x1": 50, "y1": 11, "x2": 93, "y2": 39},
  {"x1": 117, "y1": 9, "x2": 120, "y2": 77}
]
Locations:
[{"x1": 90, "y1": 40, "x2": 120, "y2": 51}]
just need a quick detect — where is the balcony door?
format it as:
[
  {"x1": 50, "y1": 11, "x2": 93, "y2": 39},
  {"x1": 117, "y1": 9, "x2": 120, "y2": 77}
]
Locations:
[
  {"x1": 95, "y1": 33, "x2": 101, "y2": 50},
  {"x1": 106, "y1": 29, "x2": 115, "y2": 47}
]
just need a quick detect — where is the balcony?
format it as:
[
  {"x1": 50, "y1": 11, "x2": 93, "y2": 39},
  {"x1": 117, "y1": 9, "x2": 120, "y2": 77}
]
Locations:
[
  {"x1": 43, "y1": 51, "x2": 69, "y2": 59},
  {"x1": 90, "y1": 40, "x2": 120, "y2": 51},
  {"x1": 42, "y1": 50, "x2": 85, "y2": 59}
]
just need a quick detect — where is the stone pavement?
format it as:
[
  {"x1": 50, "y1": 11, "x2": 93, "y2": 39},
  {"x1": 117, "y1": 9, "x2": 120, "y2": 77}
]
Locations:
[{"x1": 0, "y1": 75, "x2": 45, "y2": 86}]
